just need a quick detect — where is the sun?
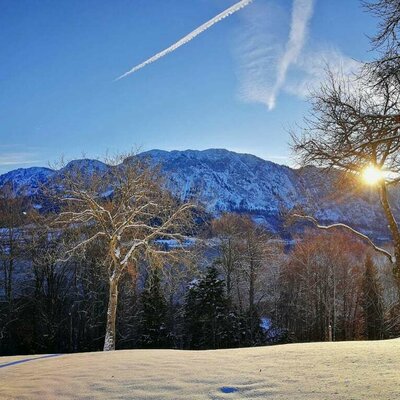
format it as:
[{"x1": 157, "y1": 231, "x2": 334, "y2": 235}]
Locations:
[{"x1": 362, "y1": 165, "x2": 383, "y2": 185}]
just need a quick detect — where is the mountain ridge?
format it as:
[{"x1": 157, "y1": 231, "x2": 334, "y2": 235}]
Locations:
[{"x1": 0, "y1": 148, "x2": 396, "y2": 240}]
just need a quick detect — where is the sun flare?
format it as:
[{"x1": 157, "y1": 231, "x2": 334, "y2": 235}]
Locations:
[{"x1": 362, "y1": 165, "x2": 383, "y2": 185}]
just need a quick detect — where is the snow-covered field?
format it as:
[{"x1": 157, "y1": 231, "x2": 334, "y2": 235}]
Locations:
[{"x1": 1, "y1": 339, "x2": 399, "y2": 399}]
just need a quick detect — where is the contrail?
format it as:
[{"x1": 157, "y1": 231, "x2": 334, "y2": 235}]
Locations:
[
  {"x1": 116, "y1": 0, "x2": 253, "y2": 80},
  {"x1": 267, "y1": 0, "x2": 315, "y2": 110}
]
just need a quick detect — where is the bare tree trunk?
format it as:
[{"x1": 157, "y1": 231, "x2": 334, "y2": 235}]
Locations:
[
  {"x1": 249, "y1": 258, "x2": 255, "y2": 312},
  {"x1": 379, "y1": 183, "x2": 400, "y2": 285},
  {"x1": 103, "y1": 271, "x2": 119, "y2": 351},
  {"x1": 4, "y1": 228, "x2": 15, "y2": 307}
]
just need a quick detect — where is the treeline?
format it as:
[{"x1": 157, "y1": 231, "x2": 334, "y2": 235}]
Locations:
[
  {"x1": 1, "y1": 189, "x2": 399, "y2": 356},
  {"x1": 0, "y1": 206, "x2": 266, "y2": 354},
  {"x1": 275, "y1": 233, "x2": 400, "y2": 342}
]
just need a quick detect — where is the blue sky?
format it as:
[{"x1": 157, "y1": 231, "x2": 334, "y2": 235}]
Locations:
[{"x1": 0, "y1": 0, "x2": 377, "y2": 172}]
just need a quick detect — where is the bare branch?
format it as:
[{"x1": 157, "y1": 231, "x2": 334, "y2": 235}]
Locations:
[{"x1": 292, "y1": 213, "x2": 395, "y2": 263}]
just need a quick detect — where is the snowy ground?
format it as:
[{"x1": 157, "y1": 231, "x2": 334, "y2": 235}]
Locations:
[{"x1": 1, "y1": 339, "x2": 399, "y2": 399}]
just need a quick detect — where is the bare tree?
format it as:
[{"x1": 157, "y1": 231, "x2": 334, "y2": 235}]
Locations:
[
  {"x1": 0, "y1": 186, "x2": 26, "y2": 307},
  {"x1": 211, "y1": 213, "x2": 244, "y2": 298},
  {"x1": 211, "y1": 213, "x2": 278, "y2": 338},
  {"x1": 0, "y1": 186, "x2": 29, "y2": 351},
  {"x1": 25, "y1": 212, "x2": 76, "y2": 352},
  {"x1": 277, "y1": 231, "x2": 365, "y2": 342},
  {"x1": 291, "y1": 69, "x2": 400, "y2": 283},
  {"x1": 54, "y1": 156, "x2": 194, "y2": 350},
  {"x1": 238, "y1": 217, "x2": 273, "y2": 318},
  {"x1": 364, "y1": 0, "x2": 400, "y2": 86}
]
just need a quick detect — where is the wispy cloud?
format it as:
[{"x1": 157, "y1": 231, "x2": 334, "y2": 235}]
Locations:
[
  {"x1": 0, "y1": 152, "x2": 41, "y2": 167},
  {"x1": 116, "y1": 0, "x2": 253, "y2": 80},
  {"x1": 284, "y1": 47, "x2": 362, "y2": 99},
  {"x1": 235, "y1": 0, "x2": 362, "y2": 110},
  {"x1": 235, "y1": 1, "x2": 285, "y2": 107}
]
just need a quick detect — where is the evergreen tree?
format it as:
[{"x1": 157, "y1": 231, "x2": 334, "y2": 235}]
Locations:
[
  {"x1": 362, "y1": 255, "x2": 384, "y2": 340},
  {"x1": 138, "y1": 268, "x2": 171, "y2": 348},
  {"x1": 184, "y1": 266, "x2": 239, "y2": 349},
  {"x1": 241, "y1": 308, "x2": 265, "y2": 346}
]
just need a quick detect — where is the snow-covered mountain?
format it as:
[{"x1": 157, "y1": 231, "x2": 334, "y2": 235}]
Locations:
[
  {"x1": 0, "y1": 149, "x2": 396, "y2": 239},
  {"x1": 0, "y1": 167, "x2": 55, "y2": 196}
]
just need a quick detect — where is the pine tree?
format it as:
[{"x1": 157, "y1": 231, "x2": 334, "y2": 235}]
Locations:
[
  {"x1": 184, "y1": 266, "x2": 239, "y2": 349},
  {"x1": 362, "y1": 255, "x2": 384, "y2": 340},
  {"x1": 138, "y1": 268, "x2": 171, "y2": 348},
  {"x1": 241, "y1": 308, "x2": 265, "y2": 346}
]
